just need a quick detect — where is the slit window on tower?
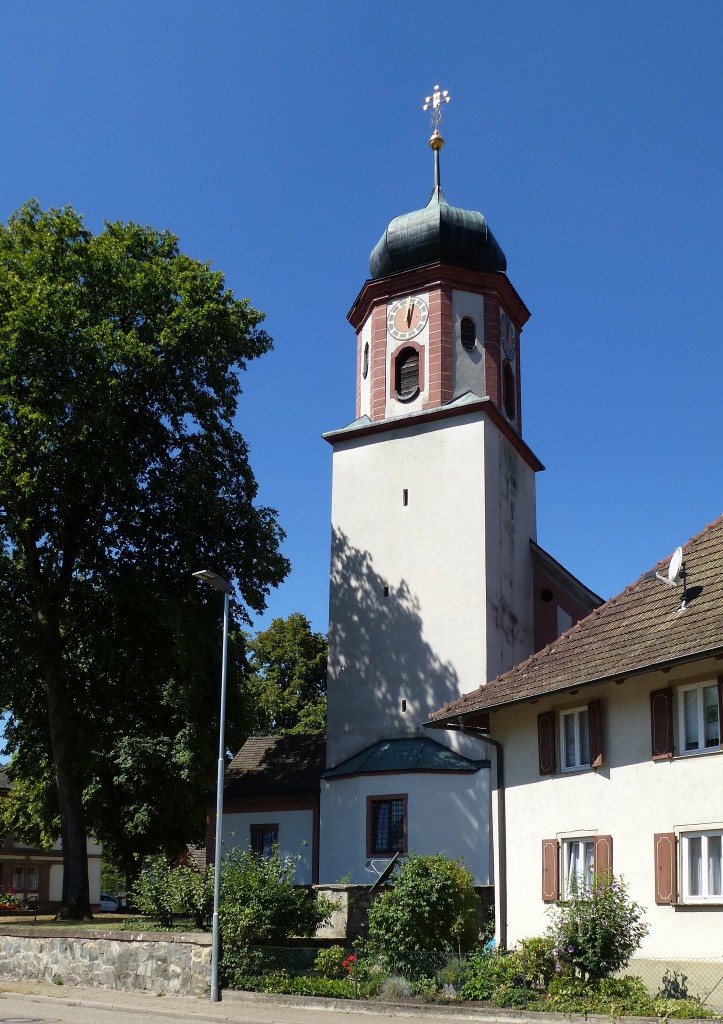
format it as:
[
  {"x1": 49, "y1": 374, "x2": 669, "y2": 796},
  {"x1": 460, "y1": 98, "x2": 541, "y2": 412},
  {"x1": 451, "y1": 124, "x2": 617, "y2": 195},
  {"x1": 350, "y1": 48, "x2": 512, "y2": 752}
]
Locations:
[
  {"x1": 503, "y1": 360, "x2": 516, "y2": 420},
  {"x1": 461, "y1": 317, "x2": 476, "y2": 352},
  {"x1": 395, "y1": 347, "x2": 419, "y2": 399}
]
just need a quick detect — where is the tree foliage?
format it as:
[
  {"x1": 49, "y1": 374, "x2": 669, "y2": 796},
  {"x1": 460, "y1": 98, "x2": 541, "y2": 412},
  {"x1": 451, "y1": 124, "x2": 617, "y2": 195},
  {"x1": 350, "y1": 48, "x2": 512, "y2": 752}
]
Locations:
[
  {"x1": 366, "y1": 854, "x2": 480, "y2": 975},
  {"x1": 245, "y1": 613, "x2": 327, "y2": 734},
  {"x1": 0, "y1": 199, "x2": 289, "y2": 915}
]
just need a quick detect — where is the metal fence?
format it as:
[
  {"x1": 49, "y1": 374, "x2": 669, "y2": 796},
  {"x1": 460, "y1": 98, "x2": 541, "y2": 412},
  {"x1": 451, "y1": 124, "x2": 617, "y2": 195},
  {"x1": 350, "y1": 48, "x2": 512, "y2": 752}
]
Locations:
[
  {"x1": 625, "y1": 959, "x2": 723, "y2": 1012},
  {"x1": 235, "y1": 946, "x2": 723, "y2": 1011}
]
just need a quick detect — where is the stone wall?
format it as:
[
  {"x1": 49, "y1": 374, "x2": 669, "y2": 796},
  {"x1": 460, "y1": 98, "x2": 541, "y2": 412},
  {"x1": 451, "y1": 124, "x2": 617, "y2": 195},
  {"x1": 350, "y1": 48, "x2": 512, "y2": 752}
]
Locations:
[{"x1": 0, "y1": 928, "x2": 211, "y2": 996}]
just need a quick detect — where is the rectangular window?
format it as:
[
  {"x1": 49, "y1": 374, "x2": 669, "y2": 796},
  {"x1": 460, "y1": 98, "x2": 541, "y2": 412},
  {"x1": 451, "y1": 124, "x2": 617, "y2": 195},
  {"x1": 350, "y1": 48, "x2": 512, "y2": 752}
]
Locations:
[
  {"x1": 250, "y1": 824, "x2": 278, "y2": 859},
  {"x1": 368, "y1": 795, "x2": 407, "y2": 856},
  {"x1": 679, "y1": 683, "x2": 720, "y2": 753},
  {"x1": 561, "y1": 707, "x2": 590, "y2": 769},
  {"x1": 682, "y1": 831, "x2": 723, "y2": 902},
  {"x1": 562, "y1": 838, "x2": 594, "y2": 895}
]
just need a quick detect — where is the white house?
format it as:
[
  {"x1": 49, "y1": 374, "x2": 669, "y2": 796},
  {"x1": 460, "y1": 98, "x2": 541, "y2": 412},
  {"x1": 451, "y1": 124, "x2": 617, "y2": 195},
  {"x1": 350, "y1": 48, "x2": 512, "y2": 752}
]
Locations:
[{"x1": 429, "y1": 515, "x2": 723, "y2": 975}]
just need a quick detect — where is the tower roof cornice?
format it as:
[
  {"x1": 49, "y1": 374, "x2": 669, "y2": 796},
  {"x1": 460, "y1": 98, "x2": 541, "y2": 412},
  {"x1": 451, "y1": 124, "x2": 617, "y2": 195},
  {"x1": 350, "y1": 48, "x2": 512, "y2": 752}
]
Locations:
[{"x1": 347, "y1": 262, "x2": 531, "y2": 333}]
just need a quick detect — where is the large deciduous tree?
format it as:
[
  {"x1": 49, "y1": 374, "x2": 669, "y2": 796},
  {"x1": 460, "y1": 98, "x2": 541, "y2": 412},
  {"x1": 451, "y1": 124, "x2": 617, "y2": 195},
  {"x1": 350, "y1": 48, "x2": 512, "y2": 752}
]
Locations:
[
  {"x1": 245, "y1": 613, "x2": 327, "y2": 735},
  {"x1": 0, "y1": 200, "x2": 289, "y2": 916}
]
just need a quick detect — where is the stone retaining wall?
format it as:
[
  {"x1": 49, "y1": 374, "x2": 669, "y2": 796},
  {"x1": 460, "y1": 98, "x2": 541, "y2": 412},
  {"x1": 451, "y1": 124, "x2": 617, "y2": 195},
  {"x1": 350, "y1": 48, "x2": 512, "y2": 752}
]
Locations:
[{"x1": 0, "y1": 928, "x2": 211, "y2": 996}]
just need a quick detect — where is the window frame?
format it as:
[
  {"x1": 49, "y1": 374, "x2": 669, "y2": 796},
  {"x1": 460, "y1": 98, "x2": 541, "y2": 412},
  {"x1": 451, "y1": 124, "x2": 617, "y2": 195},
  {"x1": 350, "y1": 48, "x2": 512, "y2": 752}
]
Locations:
[
  {"x1": 561, "y1": 836, "x2": 595, "y2": 896},
  {"x1": 250, "y1": 823, "x2": 279, "y2": 860},
  {"x1": 680, "y1": 829, "x2": 723, "y2": 904},
  {"x1": 366, "y1": 794, "x2": 408, "y2": 858},
  {"x1": 677, "y1": 682, "x2": 721, "y2": 755},
  {"x1": 560, "y1": 706, "x2": 591, "y2": 771}
]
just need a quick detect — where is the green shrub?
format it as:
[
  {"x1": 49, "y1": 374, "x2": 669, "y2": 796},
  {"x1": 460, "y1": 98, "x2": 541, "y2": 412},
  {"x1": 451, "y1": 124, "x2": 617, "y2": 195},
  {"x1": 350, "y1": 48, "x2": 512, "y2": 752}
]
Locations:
[
  {"x1": 458, "y1": 948, "x2": 523, "y2": 1001},
  {"x1": 131, "y1": 856, "x2": 212, "y2": 929},
  {"x1": 366, "y1": 854, "x2": 479, "y2": 976},
  {"x1": 313, "y1": 945, "x2": 349, "y2": 979},
  {"x1": 232, "y1": 971, "x2": 367, "y2": 998},
  {"x1": 218, "y1": 847, "x2": 333, "y2": 985},
  {"x1": 519, "y1": 935, "x2": 556, "y2": 989},
  {"x1": 547, "y1": 870, "x2": 648, "y2": 980}
]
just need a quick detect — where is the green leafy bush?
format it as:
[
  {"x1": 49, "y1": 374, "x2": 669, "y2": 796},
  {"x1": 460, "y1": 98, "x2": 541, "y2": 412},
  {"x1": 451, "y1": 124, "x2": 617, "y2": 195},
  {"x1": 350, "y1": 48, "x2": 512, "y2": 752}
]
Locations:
[
  {"x1": 131, "y1": 857, "x2": 212, "y2": 929},
  {"x1": 519, "y1": 935, "x2": 556, "y2": 989},
  {"x1": 366, "y1": 854, "x2": 479, "y2": 976},
  {"x1": 233, "y1": 971, "x2": 367, "y2": 998},
  {"x1": 378, "y1": 975, "x2": 413, "y2": 1001},
  {"x1": 458, "y1": 949, "x2": 524, "y2": 1001},
  {"x1": 313, "y1": 945, "x2": 349, "y2": 979},
  {"x1": 547, "y1": 870, "x2": 648, "y2": 980},
  {"x1": 219, "y1": 847, "x2": 332, "y2": 984},
  {"x1": 547, "y1": 974, "x2": 719, "y2": 1018}
]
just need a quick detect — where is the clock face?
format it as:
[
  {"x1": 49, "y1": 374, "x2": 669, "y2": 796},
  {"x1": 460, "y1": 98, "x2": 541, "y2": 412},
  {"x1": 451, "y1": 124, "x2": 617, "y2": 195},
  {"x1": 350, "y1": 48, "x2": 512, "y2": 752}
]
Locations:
[
  {"x1": 387, "y1": 296, "x2": 429, "y2": 342},
  {"x1": 500, "y1": 312, "x2": 516, "y2": 361}
]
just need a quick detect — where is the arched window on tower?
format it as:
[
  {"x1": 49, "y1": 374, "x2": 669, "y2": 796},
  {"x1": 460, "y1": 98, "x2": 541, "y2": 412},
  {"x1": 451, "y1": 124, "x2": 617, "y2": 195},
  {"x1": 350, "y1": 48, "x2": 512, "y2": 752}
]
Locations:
[
  {"x1": 460, "y1": 317, "x2": 476, "y2": 352},
  {"x1": 395, "y1": 347, "x2": 420, "y2": 400},
  {"x1": 502, "y1": 360, "x2": 516, "y2": 420}
]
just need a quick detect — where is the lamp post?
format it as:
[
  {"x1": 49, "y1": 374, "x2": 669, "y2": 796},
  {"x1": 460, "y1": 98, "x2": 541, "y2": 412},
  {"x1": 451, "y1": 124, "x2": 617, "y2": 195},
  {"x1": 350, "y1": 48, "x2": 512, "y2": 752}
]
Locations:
[{"x1": 192, "y1": 568, "x2": 232, "y2": 1003}]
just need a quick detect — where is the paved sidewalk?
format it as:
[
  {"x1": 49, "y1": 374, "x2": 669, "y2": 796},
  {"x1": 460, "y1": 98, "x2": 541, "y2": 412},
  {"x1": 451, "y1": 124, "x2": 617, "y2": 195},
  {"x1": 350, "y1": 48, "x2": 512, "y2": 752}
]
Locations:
[{"x1": 0, "y1": 982, "x2": 537, "y2": 1024}]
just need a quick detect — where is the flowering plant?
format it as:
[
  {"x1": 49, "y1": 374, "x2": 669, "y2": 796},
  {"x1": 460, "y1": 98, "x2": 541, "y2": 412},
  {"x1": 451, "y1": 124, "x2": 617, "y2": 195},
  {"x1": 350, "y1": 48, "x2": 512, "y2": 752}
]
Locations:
[
  {"x1": 546, "y1": 871, "x2": 648, "y2": 981},
  {"x1": 342, "y1": 954, "x2": 356, "y2": 974},
  {"x1": 0, "y1": 887, "x2": 21, "y2": 910}
]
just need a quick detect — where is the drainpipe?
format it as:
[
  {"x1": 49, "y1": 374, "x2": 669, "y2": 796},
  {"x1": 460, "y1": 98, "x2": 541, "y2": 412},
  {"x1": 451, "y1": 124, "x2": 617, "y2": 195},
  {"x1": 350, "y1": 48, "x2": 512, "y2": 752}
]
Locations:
[{"x1": 459, "y1": 720, "x2": 507, "y2": 951}]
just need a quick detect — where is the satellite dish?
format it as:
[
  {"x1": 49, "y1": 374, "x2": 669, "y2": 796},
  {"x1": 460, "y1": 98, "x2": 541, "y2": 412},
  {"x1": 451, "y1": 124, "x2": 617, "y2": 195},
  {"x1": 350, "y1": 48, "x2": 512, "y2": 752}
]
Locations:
[
  {"x1": 668, "y1": 546, "x2": 683, "y2": 585},
  {"x1": 656, "y1": 545, "x2": 684, "y2": 588}
]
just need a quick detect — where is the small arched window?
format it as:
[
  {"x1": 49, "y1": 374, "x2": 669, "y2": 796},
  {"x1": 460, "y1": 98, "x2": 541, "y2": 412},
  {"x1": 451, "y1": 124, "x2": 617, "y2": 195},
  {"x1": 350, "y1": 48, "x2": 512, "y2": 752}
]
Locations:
[
  {"x1": 460, "y1": 317, "x2": 476, "y2": 352},
  {"x1": 502, "y1": 360, "x2": 516, "y2": 420},
  {"x1": 362, "y1": 341, "x2": 370, "y2": 379},
  {"x1": 395, "y1": 347, "x2": 419, "y2": 400}
]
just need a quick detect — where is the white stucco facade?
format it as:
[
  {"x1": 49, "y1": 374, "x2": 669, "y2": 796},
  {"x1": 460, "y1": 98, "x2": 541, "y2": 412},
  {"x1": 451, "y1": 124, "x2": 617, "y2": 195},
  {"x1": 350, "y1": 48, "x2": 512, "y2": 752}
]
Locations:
[
  {"x1": 222, "y1": 809, "x2": 315, "y2": 885},
  {"x1": 487, "y1": 654, "x2": 723, "y2": 961},
  {"x1": 319, "y1": 768, "x2": 491, "y2": 885},
  {"x1": 326, "y1": 409, "x2": 537, "y2": 768}
]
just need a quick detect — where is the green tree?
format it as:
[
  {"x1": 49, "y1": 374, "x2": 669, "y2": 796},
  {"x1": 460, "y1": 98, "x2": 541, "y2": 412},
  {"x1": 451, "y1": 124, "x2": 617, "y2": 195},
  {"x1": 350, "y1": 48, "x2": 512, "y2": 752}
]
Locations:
[
  {"x1": 366, "y1": 854, "x2": 480, "y2": 975},
  {"x1": 0, "y1": 200, "x2": 289, "y2": 917},
  {"x1": 245, "y1": 613, "x2": 327, "y2": 734}
]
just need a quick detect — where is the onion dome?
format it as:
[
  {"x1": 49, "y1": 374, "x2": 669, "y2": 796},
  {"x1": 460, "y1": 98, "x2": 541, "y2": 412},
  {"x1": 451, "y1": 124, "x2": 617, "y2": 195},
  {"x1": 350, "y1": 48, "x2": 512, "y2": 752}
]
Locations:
[{"x1": 369, "y1": 185, "x2": 507, "y2": 280}]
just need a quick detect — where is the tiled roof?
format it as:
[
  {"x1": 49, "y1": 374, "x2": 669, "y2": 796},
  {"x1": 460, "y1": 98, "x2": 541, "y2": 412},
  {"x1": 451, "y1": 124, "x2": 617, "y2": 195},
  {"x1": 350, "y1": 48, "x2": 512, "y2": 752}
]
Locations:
[
  {"x1": 430, "y1": 516, "x2": 723, "y2": 722},
  {"x1": 224, "y1": 734, "x2": 326, "y2": 798},
  {"x1": 323, "y1": 736, "x2": 487, "y2": 778},
  {"x1": 0, "y1": 768, "x2": 11, "y2": 792}
]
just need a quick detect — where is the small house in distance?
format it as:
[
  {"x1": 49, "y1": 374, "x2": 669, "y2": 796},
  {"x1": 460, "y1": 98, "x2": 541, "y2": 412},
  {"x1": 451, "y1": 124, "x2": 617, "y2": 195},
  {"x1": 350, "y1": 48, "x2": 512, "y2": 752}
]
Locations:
[
  {"x1": 429, "y1": 515, "x2": 723, "y2": 982},
  {"x1": 0, "y1": 768, "x2": 102, "y2": 913}
]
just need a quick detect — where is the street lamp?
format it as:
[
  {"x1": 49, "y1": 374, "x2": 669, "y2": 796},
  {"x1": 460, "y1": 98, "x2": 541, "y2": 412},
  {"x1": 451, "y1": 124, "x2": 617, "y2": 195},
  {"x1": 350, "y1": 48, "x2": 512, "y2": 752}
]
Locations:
[{"x1": 192, "y1": 568, "x2": 232, "y2": 1003}]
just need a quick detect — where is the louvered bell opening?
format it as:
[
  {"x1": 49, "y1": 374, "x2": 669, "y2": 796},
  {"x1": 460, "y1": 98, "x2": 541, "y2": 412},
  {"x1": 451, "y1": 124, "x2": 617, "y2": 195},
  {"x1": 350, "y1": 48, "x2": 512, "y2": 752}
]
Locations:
[
  {"x1": 503, "y1": 360, "x2": 516, "y2": 419},
  {"x1": 396, "y1": 348, "x2": 419, "y2": 399},
  {"x1": 460, "y1": 316, "x2": 476, "y2": 352}
]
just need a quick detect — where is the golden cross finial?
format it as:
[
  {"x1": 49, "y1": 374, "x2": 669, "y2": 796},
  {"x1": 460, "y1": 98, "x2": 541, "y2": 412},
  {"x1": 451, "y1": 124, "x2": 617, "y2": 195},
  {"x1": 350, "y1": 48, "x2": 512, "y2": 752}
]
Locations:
[{"x1": 423, "y1": 85, "x2": 450, "y2": 132}]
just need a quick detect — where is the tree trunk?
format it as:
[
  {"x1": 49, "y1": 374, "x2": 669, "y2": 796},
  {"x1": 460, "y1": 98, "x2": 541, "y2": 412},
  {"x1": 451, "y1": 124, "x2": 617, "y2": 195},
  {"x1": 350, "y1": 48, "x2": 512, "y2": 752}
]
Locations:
[{"x1": 44, "y1": 663, "x2": 92, "y2": 919}]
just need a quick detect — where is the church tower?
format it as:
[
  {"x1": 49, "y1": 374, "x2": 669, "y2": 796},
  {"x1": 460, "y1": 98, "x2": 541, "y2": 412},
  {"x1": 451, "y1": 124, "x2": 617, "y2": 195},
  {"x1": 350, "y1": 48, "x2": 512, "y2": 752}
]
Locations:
[{"x1": 318, "y1": 89, "x2": 544, "y2": 883}]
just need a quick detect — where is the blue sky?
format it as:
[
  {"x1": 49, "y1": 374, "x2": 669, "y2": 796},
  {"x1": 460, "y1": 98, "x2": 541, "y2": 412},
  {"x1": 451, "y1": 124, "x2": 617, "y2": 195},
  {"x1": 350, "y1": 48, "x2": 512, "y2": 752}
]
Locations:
[{"x1": 2, "y1": 1, "x2": 722, "y2": 635}]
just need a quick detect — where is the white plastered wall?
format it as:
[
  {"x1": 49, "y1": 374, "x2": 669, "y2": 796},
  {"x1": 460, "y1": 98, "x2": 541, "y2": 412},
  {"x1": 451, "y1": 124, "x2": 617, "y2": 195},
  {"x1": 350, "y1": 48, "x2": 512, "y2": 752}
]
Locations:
[
  {"x1": 452, "y1": 290, "x2": 485, "y2": 399},
  {"x1": 358, "y1": 317, "x2": 372, "y2": 419},
  {"x1": 222, "y1": 809, "x2": 314, "y2": 885},
  {"x1": 492, "y1": 658, "x2": 723, "y2": 960},
  {"x1": 318, "y1": 769, "x2": 491, "y2": 885}
]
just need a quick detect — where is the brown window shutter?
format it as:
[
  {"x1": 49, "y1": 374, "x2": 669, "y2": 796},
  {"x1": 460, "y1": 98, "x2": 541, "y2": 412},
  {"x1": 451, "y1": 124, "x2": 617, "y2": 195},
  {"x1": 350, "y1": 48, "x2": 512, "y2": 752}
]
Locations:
[
  {"x1": 588, "y1": 699, "x2": 603, "y2": 767},
  {"x1": 654, "y1": 832, "x2": 677, "y2": 905},
  {"x1": 594, "y1": 835, "x2": 613, "y2": 875},
  {"x1": 537, "y1": 710, "x2": 556, "y2": 775},
  {"x1": 718, "y1": 676, "x2": 723, "y2": 747},
  {"x1": 542, "y1": 839, "x2": 559, "y2": 901},
  {"x1": 650, "y1": 688, "x2": 674, "y2": 760}
]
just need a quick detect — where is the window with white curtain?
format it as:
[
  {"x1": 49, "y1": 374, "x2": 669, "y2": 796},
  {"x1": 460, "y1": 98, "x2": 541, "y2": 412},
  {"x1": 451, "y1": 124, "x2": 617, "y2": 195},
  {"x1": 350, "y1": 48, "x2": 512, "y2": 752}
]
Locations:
[
  {"x1": 562, "y1": 837, "x2": 595, "y2": 895},
  {"x1": 561, "y1": 707, "x2": 591, "y2": 770},
  {"x1": 682, "y1": 831, "x2": 723, "y2": 902},
  {"x1": 679, "y1": 683, "x2": 720, "y2": 753}
]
